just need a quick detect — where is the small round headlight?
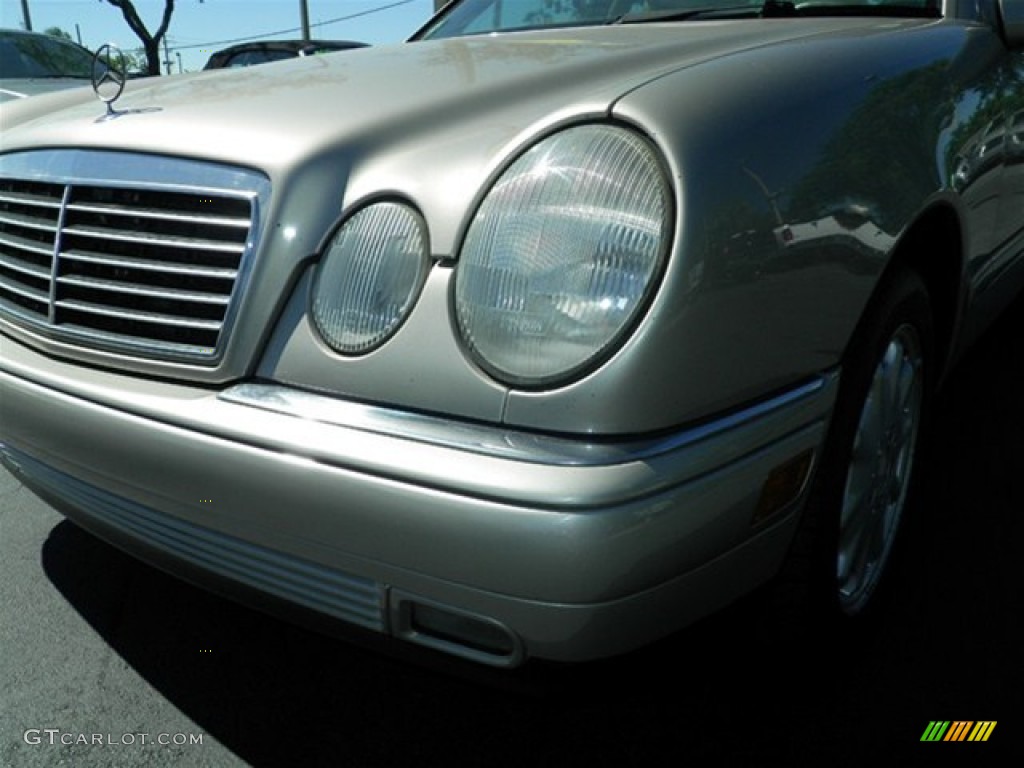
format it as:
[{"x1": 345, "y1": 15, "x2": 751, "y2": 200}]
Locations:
[
  {"x1": 455, "y1": 124, "x2": 672, "y2": 387},
  {"x1": 312, "y1": 201, "x2": 429, "y2": 355}
]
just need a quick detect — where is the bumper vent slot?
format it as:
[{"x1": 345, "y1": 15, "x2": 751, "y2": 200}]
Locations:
[{"x1": 0, "y1": 443, "x2": 385, "y2": 633}]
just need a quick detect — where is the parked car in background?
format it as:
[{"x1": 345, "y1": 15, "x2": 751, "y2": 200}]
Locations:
[
  {"x1": 0, "y1": 28, "x2": 94, "y2": 101},
  {"x1": 203, "y1": 39, "x2": 368, "y2": 69},
  {"x1": 2, "y1": 0, "x2": 1023, "y2": 668}
]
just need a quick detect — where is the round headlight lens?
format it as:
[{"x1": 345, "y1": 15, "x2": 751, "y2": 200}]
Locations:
[
  {"x1": 455, "y1": 124, "x2": 672, "y2": 386},
  {"x1": 312, "y1": 202, "x2": 429, "y2": 355}
]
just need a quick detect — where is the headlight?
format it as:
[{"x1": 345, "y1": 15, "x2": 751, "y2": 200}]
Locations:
[
  {"x1": 455, "y1": 124, "x2": 672, "y2": 387},
  {"x1": 312, "y1": 201, "x2": 429, "y2": 355}
]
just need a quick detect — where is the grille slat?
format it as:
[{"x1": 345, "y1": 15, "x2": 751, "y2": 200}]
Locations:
[
  {"x1": 56, "y1": 298, "x2": 224, "y2": 330},
  {"x1": 58, "y1": 274, "x2": 232, "y2": 306},
  {"x1": 67, "y1": 201, "x2": 252, "y2": 230},
  {"x1": 62, "y1": 225, "x2": 247, "y2": 254},
  {"x1": 0, "y1": 188, "x2": 64, "y2": 208},
  {"x1": 0, "y1": 160, "x2": 259, "y2": 362},
  {"x1": 0, "y1": 252, "x2": 51, "y2": 280},
  {"x1": 0, "y1": 274, "x2": 49, "y2": 304},
  {"x1": 61, "y1": 249, "x2": 239, "y2": 279},
  {"x1": 0, "y1": 231, "x2": 57, "y2": 258},
  {"x1": 0, "y1": 210, "x2": 60, "y2": 233}
]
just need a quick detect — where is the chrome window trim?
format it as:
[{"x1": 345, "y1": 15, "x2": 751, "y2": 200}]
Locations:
[{"x1": 0, "y1": 149, "x2": 270, "y2": 365}]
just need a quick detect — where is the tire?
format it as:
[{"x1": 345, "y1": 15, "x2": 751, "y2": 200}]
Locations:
[{"x1": 783, "y1": 266, "x2": 934, "y2": 626}]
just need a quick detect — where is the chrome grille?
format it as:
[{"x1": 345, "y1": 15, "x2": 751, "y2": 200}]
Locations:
[
  {"x1": 0, "y1": 179, "x2": 62, "y2": 317},
  {"x1": 0, "y1": 151, "x2": 265, "y2": 363}
]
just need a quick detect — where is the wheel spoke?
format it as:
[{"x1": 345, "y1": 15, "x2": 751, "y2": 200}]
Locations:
[
  {"x1": 837, "y1": 320, "x2": 924, "y2": 614},
  {"x1": 842, "y1": 423, "x2": 878, "y2": 526},
  {"x1": 837, "y1": 492, "x2": 869, "y2": 583},
  {"x1": 858, "y1": 386, "x2": 884, "y2": 457},
  {"x1": 877, "y1": 343, "x2": 900, "y2": 427},
  {"x1": 896, "y1": 355, "x2": 917, "y2": 414}
]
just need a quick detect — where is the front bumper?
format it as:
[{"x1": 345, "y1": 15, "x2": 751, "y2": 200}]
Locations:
[{"x1": 0, "y1": 335, "x2": 836, "y2": 665}]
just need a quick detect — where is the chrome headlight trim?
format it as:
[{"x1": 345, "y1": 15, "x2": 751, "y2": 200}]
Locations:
[
  {"x1": 454, "y1": 123, "x2": 673, "y2": 388},
  {"x1": 311, "y1": 200, "x2": 430, "y2": 356}
]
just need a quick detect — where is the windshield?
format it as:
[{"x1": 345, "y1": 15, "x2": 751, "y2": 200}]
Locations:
[
  {"x1": 0, "y1": 32, "x2": 94, "y2": 79},
  {"x1": 417, "y1": 0, "x2": 941, "y2": 39}
]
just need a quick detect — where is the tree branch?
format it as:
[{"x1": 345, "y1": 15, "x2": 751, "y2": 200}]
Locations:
[
  {"x1": 102, "y1": 0, "x2": 177, "y2": 76},
  {"x1": 104, "y1": 0, "x2": 152, "y2": 43}
]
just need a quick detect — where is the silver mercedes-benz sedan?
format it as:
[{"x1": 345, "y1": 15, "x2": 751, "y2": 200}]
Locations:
[{"x1": 2, "y1": 0, "x2": 1022, "y2": 667}]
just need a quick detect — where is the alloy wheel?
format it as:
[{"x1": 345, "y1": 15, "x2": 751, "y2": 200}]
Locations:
[{"x1": 836, "y1": 322, "x2": 924, "y2": 615}]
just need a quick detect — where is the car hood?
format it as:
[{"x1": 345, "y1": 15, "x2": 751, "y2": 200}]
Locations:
[{"x1": 0, "y1": 19, "x2": 932, "y2": 174}]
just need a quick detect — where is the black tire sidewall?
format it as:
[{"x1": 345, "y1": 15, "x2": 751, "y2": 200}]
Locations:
[{"x1": 807, "y1": 266, "x2": 935, "y2": 624}]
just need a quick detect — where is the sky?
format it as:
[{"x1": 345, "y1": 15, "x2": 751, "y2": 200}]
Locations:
[{"x1": 0, "y1": 0, "x2": 437, "y2": 71}]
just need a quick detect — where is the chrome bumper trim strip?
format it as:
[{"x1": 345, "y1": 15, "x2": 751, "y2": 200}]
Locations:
[{"x1": 220, "y1": 371, "x2": 838, "y2": 467}]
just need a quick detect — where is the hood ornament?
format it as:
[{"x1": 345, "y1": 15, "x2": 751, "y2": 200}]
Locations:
[{"x1": 92, "y1": 44, "x2": 127, "y2": 119}]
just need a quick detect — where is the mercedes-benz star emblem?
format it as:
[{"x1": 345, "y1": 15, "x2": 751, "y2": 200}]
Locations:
[{"x1": 92, "y1": 44, "x2": 127, "y2": 117}]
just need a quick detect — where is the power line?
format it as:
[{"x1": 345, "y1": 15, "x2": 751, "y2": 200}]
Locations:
[{"x1": 172, "y1": 0, "x2": 415, "y2": 51}]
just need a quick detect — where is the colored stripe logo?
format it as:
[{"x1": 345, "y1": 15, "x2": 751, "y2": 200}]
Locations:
[{"x1": 921, "y1": 721, "x2": 997, "y2": 742}]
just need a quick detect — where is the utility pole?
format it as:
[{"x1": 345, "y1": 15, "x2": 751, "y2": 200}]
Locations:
[
  {"x1": 163, "y1": 36, "x2": 172, "y2": 75},
  {"x1": 300, "y1": 0, "x2": 311, "y2": 41},
  {"x1": 20, "y1": 0, "x2": 32, "y2": 31}
]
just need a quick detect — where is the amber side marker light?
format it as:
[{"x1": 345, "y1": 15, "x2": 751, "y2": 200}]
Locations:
[{"x1": 752, "y1": 449, "x2": 815, "y2": 526}]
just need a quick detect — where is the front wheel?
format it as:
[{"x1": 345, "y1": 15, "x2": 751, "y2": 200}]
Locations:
[
  {"x1": 836, "y1": 320, "x2": 925, "y2": 615},
  {"x1": 791, "y1": 266, "x2": 934, "y2": 623}
]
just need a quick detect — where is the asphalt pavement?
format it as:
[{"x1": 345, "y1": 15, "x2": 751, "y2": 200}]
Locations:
[{"x1": 2, "y1": 295, "x2": 1023, "y2": 767}]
